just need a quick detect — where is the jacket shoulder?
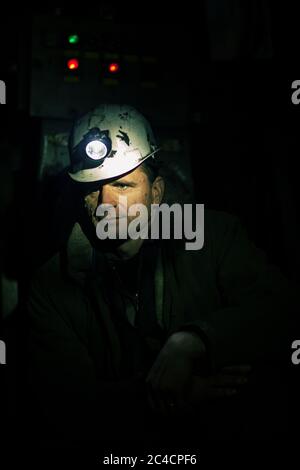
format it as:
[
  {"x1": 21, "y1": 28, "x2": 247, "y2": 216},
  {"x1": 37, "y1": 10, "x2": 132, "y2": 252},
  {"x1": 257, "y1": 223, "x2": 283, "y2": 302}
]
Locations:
[
  {"x1": 169, "y1": 208, "x2": 242, "y2": 257},
  {"x1": 29, "y1": 252, "x2": 64, "y2": 288}
]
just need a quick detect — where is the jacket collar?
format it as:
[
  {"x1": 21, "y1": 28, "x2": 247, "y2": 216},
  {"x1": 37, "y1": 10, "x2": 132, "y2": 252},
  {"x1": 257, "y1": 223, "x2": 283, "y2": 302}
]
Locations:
[{"x1": 65, "y1": 223, "x2": 184, "y2": 336}]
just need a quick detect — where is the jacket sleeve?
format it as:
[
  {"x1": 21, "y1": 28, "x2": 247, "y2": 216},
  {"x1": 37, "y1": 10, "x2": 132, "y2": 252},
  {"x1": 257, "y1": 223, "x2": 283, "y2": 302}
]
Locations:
[
  {"x1": 179, "y1": 212, "x2": 298, "y2": 370},
  {"x1": 26, "y1": 271, "x2": 149, "y2": 442}
]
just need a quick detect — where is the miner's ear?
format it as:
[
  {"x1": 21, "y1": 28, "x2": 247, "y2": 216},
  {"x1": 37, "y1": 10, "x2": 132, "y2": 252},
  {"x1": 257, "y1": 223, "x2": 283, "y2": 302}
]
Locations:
[{"x1": 151, "y1": 176, "x2": 165, "y2": 204}]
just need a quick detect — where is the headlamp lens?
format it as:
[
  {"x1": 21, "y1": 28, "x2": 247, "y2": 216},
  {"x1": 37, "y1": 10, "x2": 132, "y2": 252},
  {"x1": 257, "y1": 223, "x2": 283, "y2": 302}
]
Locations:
[{"x1": 85, "y1": 140, "x2": 108, "y2": 160}]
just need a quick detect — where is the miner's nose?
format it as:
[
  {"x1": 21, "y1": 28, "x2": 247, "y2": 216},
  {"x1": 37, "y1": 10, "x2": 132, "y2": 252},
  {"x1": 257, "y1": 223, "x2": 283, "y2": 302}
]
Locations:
[{"x1": 100, "y1": 184, "x2": 117, "y2": 206}]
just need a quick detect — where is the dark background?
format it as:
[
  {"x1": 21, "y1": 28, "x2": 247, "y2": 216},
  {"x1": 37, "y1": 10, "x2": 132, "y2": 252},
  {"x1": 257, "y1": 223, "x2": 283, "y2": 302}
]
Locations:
[{"x1": 0, "y1": 1, "x2": 299, "y2": 462}]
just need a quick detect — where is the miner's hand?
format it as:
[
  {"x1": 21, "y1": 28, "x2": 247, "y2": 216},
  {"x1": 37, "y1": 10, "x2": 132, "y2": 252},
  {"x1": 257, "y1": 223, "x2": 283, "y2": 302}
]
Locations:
[{"x1": 146, "y1": 331, "x2": 206, "y2": 415}]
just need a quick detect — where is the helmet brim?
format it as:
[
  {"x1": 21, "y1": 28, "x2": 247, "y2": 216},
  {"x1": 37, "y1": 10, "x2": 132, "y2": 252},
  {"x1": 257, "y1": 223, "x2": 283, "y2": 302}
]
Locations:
[{"x1": 68, "y1": 148, "x2": 159, "y2": 183}]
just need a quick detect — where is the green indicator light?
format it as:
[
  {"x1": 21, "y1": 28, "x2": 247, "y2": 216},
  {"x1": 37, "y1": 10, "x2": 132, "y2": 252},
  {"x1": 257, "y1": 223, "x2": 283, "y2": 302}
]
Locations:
[{"x1": 68, "y1": 34, "x2": 79, "y2": 45}]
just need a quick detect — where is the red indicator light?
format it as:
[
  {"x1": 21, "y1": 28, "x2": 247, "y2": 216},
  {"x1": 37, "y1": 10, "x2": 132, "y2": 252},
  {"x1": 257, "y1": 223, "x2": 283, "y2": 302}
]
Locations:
[
  {"x1": 108, "y1": 62, "x2": 120, "y2": 73},
  {"x1": 67, "y1": 58, "x2": 79, "y2": 70}
]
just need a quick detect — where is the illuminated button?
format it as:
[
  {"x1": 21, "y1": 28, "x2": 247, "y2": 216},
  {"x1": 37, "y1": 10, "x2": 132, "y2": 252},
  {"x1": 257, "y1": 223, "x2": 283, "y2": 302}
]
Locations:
[
  {"x1": 67, "y1": 58, "x2": 79, "y2": 70},
  {"x1": 108, "y1": 62, "x2": 120, "y2": 73},
  {"x1": 68, "y1": 34, "x2": 79, "y2": 45}
]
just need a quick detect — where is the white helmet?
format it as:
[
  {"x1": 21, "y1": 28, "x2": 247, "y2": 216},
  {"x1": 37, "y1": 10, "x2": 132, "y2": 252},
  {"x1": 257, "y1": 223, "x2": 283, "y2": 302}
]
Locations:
[{"x1": 68, "y1": 104, "x2": 159, "y2": 183}]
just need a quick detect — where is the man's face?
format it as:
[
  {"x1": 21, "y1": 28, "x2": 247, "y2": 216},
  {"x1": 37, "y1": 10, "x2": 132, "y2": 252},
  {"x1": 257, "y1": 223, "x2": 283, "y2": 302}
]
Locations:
[{"x1": 84, "y1": 165, "x2": 164, "y2": 237}]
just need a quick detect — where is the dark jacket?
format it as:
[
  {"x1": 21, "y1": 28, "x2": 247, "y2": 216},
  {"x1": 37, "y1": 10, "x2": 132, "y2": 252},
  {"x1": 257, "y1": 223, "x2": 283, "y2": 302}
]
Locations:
[{"x1": 26, "y1": 210, "x2": 295, "y2": 443}]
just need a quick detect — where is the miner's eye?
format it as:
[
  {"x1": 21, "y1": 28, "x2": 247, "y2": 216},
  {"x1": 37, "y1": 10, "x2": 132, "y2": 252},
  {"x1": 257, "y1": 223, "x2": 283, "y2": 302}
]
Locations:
[{"x1": 115, "y1": 183, "x2": 129, "y2": 190}]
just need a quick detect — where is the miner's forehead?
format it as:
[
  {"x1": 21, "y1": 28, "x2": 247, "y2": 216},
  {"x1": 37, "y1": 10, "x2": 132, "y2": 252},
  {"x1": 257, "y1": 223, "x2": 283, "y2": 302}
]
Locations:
[{"x1": 113, "y1": 166, "x2": 149, "y2": 182}]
